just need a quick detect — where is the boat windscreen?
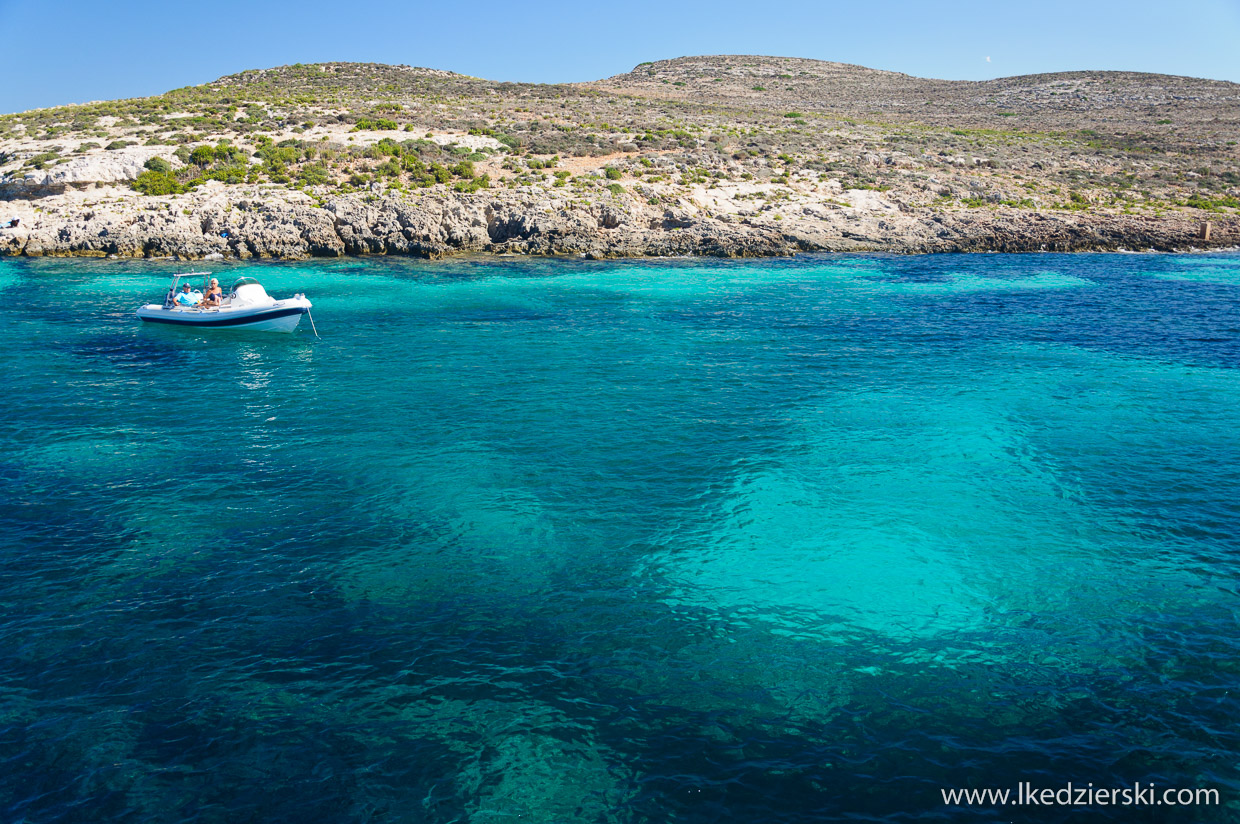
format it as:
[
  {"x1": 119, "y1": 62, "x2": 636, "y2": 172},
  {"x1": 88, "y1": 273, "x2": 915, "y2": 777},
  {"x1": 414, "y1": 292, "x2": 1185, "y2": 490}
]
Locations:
[{"x1": 232, "y1": 277, "x2": 261, "y2": 288}]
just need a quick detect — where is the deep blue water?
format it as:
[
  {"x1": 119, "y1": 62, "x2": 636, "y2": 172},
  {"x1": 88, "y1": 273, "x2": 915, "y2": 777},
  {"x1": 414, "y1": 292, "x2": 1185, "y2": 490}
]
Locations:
[{"x1": 2, "y1": 252, "x2": 1240, "y2": 823}]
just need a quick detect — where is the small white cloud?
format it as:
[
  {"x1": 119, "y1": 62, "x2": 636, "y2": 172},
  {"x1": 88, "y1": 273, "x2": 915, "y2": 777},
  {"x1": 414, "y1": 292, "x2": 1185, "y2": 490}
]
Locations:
[{"x1": 985, "y1": 56, "x2": 992, "y2": 63}]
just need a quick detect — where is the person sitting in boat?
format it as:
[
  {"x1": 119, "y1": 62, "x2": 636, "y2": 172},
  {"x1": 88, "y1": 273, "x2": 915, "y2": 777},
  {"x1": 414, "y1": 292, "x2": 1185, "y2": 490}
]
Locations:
[
  {"x1": 174, "y1": 282, "x2": 200, "y2": 306},
  {"x1": 200, "y1": 278, "x2": 224, "y2": 307}
]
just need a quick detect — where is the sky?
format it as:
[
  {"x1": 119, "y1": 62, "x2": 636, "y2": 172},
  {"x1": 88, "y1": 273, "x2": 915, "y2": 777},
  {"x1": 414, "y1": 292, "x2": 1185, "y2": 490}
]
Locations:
[{"x1": 1, "y1": 0, "x2": 1238, "y2": 114}]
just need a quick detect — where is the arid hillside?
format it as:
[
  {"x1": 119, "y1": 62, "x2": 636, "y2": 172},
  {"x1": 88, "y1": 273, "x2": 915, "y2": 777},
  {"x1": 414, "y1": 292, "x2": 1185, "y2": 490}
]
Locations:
[
  {"x1": 596, "y1": 55, "x2": 1240, "y2": 142},
  {"x1": 1, "y1": 56, "x2": 1236, "y2": 258}
]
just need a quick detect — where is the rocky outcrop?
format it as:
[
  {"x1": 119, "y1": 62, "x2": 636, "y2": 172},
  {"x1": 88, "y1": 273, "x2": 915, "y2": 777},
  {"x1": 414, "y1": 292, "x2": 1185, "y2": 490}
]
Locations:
[
  {"x1": 2, "y1": 186, "x2": 1234, "y2": 260},
  {"x1": 905, "y1": 211, "x2": 1232, "y2": 253},
  {"x1": 0, "y1": 148, "x2": 177, "y2": 198}
]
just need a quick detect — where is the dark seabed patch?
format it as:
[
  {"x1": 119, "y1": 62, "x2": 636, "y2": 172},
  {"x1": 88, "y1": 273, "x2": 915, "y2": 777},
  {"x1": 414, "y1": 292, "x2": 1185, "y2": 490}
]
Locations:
[{"x1": 2, "y1": 253, "x2": 1240, "y2": 823}]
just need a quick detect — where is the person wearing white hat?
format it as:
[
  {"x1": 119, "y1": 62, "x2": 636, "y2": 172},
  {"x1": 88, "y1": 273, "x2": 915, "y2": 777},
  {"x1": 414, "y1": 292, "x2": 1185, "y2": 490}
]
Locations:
[{"x1": 201, "y1": 278, "x2": 224, "y2": 307}]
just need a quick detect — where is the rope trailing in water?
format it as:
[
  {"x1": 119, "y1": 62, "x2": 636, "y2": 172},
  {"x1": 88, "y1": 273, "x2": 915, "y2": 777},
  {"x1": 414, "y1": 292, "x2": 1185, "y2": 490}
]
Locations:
[{"x1": 307, "y1": 309, "x2": 321, "y2": 340}]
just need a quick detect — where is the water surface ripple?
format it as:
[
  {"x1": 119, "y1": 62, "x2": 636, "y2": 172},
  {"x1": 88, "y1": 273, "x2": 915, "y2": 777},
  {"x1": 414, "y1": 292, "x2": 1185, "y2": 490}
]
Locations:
[{"x1": 2, "y1": 253, "x2": 1240, "y2": 822}]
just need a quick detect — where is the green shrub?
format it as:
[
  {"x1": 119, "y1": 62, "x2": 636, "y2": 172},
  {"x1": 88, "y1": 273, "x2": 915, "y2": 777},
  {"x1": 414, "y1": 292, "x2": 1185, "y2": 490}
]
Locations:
[
  {"x1": 257, "y1": 144, "x2": 302, "y2": 166},
  {"x1": 1177, "y1": 194, "x2": 1240, "y2": 211},
  {"x1": 783, "y1": 112, "x2": 803, "y2": 118},
  {"x1": 430, "y1": 164, "x2": 453, "y2": 184},
  {"x1": 105, "y1": 140, "x2": 134, "y2": 150},
  {"x1": 373, "y1": 138, "x2": 402, "y2": 157},
  {"x1": 453, "y1": 174, "x2": 490, "y2": 193},
  {"x1": 450, "y1": 160, "x2": 475, "y2": 179},
  {"x1": 144, "y1": 156, "x2": 173, "y2": 174},
  {"x1": 607, "y1": 183, "x2": 624, "y2": 196},
  {"x1": 298, "y1": 163, "x2": 331, "y2": 186},
  {"x1": 27, "y1": 152, "x2": 60, "y2": 169},
  {"x1": 132, "y1": 170, "x2": 184, "y2": 195},
  {"x1": 355, "y1": 117, "x2": 398, "y2": 130},
  {"x1": 604, "y1": 167, "x2": 622, "y2": 180},
  {"x1": 187, "y1": 165, "x2": 248, "y2": 186},
  {"x1": 189, "y1": 145, "x2": 216, "y2": 165}
]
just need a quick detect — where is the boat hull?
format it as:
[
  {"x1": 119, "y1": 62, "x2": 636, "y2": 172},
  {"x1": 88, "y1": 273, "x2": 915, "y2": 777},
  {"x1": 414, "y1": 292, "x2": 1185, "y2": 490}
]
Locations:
[{"x1": 136, "y1": 299, "x2": 311, "y2": 332}]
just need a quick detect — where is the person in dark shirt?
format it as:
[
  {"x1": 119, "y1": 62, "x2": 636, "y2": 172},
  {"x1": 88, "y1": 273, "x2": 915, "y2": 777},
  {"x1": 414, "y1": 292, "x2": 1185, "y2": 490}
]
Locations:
[{"x1": 200, "y1": 278, "x2": 224, "y2": 307}]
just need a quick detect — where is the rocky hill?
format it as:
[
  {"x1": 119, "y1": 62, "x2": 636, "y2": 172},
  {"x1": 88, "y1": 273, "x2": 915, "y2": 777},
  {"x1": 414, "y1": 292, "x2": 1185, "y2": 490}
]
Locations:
[
  {"x1": 1, "y1": 56, "x2": 1236, "y2": 259},
  {"x1": 596, "y1": 56, "x2": 1240, "y2": 143}
]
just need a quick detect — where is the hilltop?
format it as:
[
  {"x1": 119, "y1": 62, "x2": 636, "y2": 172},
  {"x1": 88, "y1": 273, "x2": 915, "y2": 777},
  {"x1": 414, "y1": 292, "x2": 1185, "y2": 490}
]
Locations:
[
  {"x1": 597, "y1": 56, "x2": 1239, "y2": 142},
  {"x1": 0, "y1": 56, "x2": 1236, "y2": 259}
]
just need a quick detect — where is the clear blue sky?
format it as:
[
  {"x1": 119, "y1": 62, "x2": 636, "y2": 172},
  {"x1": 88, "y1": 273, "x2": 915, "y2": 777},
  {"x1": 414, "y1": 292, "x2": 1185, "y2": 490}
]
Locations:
[{"x1": 2, "y1": 0, "x2": 1237, "y2": 114}]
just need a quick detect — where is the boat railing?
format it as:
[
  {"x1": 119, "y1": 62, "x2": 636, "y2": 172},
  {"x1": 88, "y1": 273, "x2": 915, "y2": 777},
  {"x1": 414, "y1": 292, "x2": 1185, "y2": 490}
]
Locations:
[{"x1": 163, "y1": 272, "x2": 214, "y2": 308}]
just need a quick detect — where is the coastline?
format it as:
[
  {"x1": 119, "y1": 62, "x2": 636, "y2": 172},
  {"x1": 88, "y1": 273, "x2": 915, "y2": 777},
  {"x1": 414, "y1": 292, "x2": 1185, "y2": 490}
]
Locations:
[
  {"x1": 4, "y1": 59, "x2": 1237, "y2": 263},
  {"x1": 3, "y1": 185, "x2": 1235, "y2": 261}
]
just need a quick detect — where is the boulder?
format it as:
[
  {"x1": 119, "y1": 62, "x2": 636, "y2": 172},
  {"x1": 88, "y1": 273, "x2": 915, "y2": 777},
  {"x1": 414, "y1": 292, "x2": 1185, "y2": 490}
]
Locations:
[{"x1": 0, "y1": 148, "x2": 178, "y2": 198}]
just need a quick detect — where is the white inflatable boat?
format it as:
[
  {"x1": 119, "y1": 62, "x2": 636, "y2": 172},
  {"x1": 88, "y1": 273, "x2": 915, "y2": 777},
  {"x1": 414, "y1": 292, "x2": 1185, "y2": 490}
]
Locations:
[{"x1": 136, "y1": 273, "x2": 312, "y2": 332}]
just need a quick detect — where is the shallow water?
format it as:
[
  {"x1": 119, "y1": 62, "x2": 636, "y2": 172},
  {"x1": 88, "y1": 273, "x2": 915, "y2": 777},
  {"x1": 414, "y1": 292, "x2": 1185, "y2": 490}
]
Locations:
[{"x1": 2, "y1": 252, "x2": 1239, "y2": 822}]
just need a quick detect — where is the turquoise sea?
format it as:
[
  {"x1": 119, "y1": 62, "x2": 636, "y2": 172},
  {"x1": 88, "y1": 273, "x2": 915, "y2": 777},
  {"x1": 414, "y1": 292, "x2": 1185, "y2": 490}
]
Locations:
[{"x1": 2, "y1": 252, "x2": 1240, "y2": 822}]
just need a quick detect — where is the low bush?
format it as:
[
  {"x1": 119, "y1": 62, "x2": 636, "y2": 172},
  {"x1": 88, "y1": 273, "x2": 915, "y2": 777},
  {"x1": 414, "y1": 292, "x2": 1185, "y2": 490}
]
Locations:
[
  {"x1": 27, "y1": 152, "x2": 60, "y2": 169},
  {"x1": 354, "y1": 117, "x2": 398, "y2": 130},
  {"x1": 299, "y1": 163, "x2": 331, "y2": 186},
  {"x1": 190, "y1": 165, "x2": 248, "y2": 185},
  {"x1": 144, "y1": 156, "x2": 173, "y2": 174},
  {"x1": 131, "y1": 170, "x2": 184, "y2": 195},
  {"x1": 190, "y1": 145, "x2": 216, "y2": 165},
  {"x1": 453, "y1": 174, "x2": 490, "y2": 193}
]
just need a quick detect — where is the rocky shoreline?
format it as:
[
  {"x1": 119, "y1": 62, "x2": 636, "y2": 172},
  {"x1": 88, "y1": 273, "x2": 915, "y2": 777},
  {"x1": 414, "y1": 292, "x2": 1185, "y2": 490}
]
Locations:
[
  {"x1": 3, "y1": 57, "x2": 1237, "y2": 261},
  {"x1": 2, "y1": 185, "x2": 1234, "y2": 261}
]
